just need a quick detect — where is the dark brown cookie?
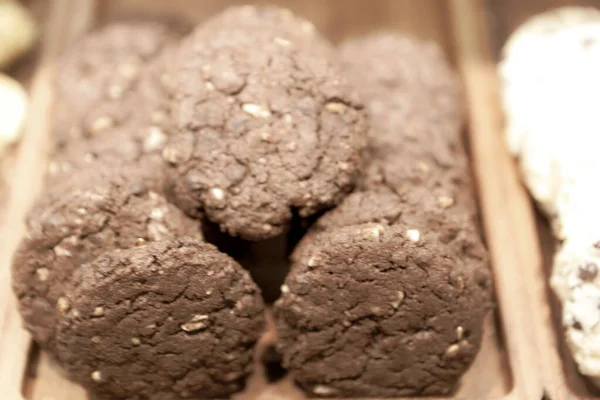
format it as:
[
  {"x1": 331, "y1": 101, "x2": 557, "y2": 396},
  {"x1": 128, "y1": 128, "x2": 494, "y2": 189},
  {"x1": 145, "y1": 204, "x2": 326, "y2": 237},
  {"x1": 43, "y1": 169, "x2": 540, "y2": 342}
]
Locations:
[
  {"x1": 55, "y1": 238, "x2": 265, "y2": 400},
  {"x1": 53, "y1": 22, "x2": 175, "y2": 148},
  {"x1": 274, "y1": 34, "x2": 491, "y2": 397},
  {"x1": 163, "y1": 6, "x2": 366, "y2": 240},
  {"x1": 11, "y1": 166, "x2": 202, "y2": 350},
  {"x1": 338, "y1": 32, "x2": 462, "y2": 148},
  {"x1": 48, "y1": 26, "x2": 179, "y2": 187}
]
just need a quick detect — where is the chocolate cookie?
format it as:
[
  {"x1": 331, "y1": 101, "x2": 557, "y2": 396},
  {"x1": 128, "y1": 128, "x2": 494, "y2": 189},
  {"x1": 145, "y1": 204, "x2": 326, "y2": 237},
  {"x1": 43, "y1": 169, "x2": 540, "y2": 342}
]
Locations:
[
  {"x1": 55, "y1": 238, "x2": 265, "y2": 400},
  {"x1": 11, "y1": 166, "x2": 202, "y2": 349},
  {"x1": 49, "y1": 27, "x2": 179, "y2": 186},
  {"x1": 338, "y1": 32, "x2": 462, "y2": 149},
  {"x1": 163, "y1": 6, "x2": 366, "y2": 240},
  {"x1": 274, "y1": 34, "x2": 491, "y2": 397},
  {"x1": 53, "y1": 22, "x2": 174, "y2": 147}
]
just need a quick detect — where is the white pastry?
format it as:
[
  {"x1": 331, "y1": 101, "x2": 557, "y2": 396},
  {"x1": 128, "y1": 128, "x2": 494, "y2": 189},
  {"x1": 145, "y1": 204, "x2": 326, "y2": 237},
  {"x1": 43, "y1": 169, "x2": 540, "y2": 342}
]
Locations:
[
  {"x1": 0, "y1": 74, "x2": 27, "y2": 154},
  {"x1": 500, "y1": 7, "x2": 600, "y2": 385},
  {"x1": 0, "y1": 0, "x2": 37, "y2": 69}
]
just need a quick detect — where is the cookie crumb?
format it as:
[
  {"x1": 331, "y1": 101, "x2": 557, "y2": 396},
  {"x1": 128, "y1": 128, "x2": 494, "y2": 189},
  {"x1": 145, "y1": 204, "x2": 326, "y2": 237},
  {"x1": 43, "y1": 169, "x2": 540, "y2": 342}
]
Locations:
[
  {"x1": 91, "y1": 336, "x2": 101, "y2": 344},
  {"x1": 92, "y1": 307, "x2": 104, "y2": 317},
  {"x1": 118, "y1": 63, "x2": 139, "y2": 79},
  {"x1": 151, "y1": 110, "x2": 167, "y2": 124},
  {"x1": 307, "y1": 255, "x2": 321, "y2": 267},
  {"x1": 313, "y1": 385, "x2": 337, "y2": 395},
  {"x1": 242, "y1": 103, "x2": 271, "y2": 118},
  {"x1": 53, "y1": 245, "x2": 72, "y2": 257},
  {"x1": 274, "y1": 37, "x2": 292, "y2": 47},
  {"x1": 131, "y1": 337, "x2": 141, "y2": 346},
  {"x1": 90, "y1": 116, "x2": 114, "y2": 134},
  {"x1": 406, "y1": 229, "x2": 421, "y2": 242},
  {"x1": 180, "y1": 314, "x2": 209, "y2": 333},
  {"x1": 57, "y1": 297, "x2": 70, "y2": 314},
  {"x1": 262, "y1": 223, "x2": 273, "y2": 233},
  {"x1": 91, "y1": 370, "x2": 102, "y2": 382},
  {"x1": 444, "y1": 343, "x2": 461, "y2": 358},
  {"x1": 391, "y1": 290, "x2": 405, "y2": 308},
  {"x1": 417, "y1": 161, "x2": 429, "y2": 172},
  {"x1": 143, "y1": 127, "x2": 167, "y2": 152},
  {"x1": 107, "y1": 85, "x2": 124, "y2": 100},
  {"x1": 36, "y1": 267, "x2": 49, "y2": 281},
  {"x1": 325, "y1": 102, "x2": 346, "y2": 114},
  {"x1": 438, "y1": 195, "x2": 455, "y2": 209},
  {"x1": 209, "y1": 187, "x2": 225, "y2": 201}
]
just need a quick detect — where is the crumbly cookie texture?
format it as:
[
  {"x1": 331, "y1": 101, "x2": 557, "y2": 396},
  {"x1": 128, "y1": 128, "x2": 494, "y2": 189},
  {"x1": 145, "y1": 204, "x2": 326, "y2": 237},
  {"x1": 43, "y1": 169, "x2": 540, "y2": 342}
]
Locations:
[
  {"x1": 501, "y1": 7, "x2": 600, "y2": 384},
  {"x1": 338, "y1": 32, "x2": 463, "y2": 143},
  {"x1": 11, "y1": 166, "x2": 202, "y2": 350},
  {"x1": 274, "y1": 34, "x2": 491, "y2": 397},
  {"x1": 55, "y1": 238, "x2": 265, "y2": 400},
  {"x1": 53, "y1": 22, "x2": 174, "y2": 146},
  {"x1": 49, "y1": 24, "x2": 178, "y2": 185},
  {"x1": 164, "y1": 6, "x2": 366, "y2": 241}
]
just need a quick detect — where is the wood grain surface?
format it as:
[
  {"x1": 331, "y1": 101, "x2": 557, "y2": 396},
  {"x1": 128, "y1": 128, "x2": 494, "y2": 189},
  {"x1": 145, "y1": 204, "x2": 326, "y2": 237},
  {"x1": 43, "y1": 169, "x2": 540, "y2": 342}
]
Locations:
[{"x1": 5, "y1": 0, "x2": 598, "y2": 399}]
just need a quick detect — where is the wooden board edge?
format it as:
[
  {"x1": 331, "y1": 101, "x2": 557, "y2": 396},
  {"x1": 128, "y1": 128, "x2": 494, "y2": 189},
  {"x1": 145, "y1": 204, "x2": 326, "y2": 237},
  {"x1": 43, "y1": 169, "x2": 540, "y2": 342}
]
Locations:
[
  {"x1": 448, "y1": 0, "x2": 545, "y2": 399},
  {"x1": 0, "y1": 0, "x2": 97, "y2": 399}
]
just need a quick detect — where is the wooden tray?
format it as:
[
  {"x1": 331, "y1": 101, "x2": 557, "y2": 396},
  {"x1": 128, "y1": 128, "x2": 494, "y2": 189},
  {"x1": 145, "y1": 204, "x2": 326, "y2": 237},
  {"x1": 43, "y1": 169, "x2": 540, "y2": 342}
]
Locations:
[{"x1": 1, "y1": 0, "x2": 589, "y2": 399}]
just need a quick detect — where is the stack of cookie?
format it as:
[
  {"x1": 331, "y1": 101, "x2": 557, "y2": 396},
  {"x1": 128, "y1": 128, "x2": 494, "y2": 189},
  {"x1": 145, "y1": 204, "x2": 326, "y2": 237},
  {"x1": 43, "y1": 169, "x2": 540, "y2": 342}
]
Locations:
[
  {"x1": 11, "y1": 6, "x2": 492, "y2": 399},
  {"x1": 500, "y1": 6, "x2": 600, "y2": 386}
]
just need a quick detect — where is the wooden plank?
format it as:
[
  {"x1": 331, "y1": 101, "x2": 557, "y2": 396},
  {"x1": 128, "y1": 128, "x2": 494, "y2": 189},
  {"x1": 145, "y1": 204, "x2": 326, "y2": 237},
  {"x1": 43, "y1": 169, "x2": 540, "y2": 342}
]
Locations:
[
  {"x1": 448, "y1": 1, "x2": 546, "y2": 400},
  {"x1": 0, "y1": 0, "x2": 96, "y2": 399}
]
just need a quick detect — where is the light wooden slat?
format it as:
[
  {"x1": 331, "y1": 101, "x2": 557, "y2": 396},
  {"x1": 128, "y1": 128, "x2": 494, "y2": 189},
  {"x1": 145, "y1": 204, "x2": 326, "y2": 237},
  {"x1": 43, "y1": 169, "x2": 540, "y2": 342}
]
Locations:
[{"x1": 448, "y1": 1, "x2": 545, "y2": 399}]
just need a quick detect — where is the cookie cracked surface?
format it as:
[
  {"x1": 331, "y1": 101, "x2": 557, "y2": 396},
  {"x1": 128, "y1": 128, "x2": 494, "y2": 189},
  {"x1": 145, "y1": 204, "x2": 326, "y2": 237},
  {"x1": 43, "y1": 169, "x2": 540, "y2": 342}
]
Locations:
[
  {"x1": 49, "y1": 23, "x2": 179, "y2": 186},
  {"x1": 274, "y1": 33, "x2": 491, "y2": 397},
  {"x1": 55, "y1": 238, "x2": 265, "y2": 400},
  {"x1": 164, "y1": 6, "x2": 366, "y2": 240},
  {"x1": 11, "y1": 166, "x2": 202, "y2": 350}
]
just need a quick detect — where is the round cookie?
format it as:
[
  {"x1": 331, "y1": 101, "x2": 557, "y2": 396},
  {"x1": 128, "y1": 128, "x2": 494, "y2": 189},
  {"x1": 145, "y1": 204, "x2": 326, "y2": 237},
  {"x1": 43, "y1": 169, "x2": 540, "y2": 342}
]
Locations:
[
  {"x1": 55, "y1": 238, "x2": 265, "y2": 400},
  {"x1": 275, "y1": 214, "x2": 490, "y2": 397},
  {"x1": 338, "y1": 33, "x2": 463, "y2": 147},
  {"x1": 11, "y1": 166, "x2": 202, "y2": 349},
  {"x1": 49, "y1": 34, "x2": 179, "y2": 186},
  {"x1": 275, "y1": 33, "x2": 491, "y2": 397},
  {"x1": 52, "y1": 22, "x2": 175, "y2": 148},
  {"x1": 163, "y1": 6, "x2": 366, "y2": 240}
]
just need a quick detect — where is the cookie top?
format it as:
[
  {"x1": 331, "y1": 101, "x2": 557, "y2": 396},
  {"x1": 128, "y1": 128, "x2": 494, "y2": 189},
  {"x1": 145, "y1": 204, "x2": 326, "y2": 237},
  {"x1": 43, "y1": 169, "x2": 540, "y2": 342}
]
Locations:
[
  {"x1": 339, "y1": 33, "x2": 462, "y2": 147},
  {"x1": 49, "y1": 28, "x2": 178, "y2": 187},
  {"x1": 163, "y1": 6, "x2": 366, "y2": 240},
  {"x1": 53, "y1": 22, "x2": 175, "y2": 148},
  {"x1": 12, "y1": 166, "x2": 202, "y2": 349},
  {"x1": 276, "y1": 218, "x2": 490, "y2": 397},
  {"x1": 55, "y1": 238, "x2": 265, "y2": 400}
]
